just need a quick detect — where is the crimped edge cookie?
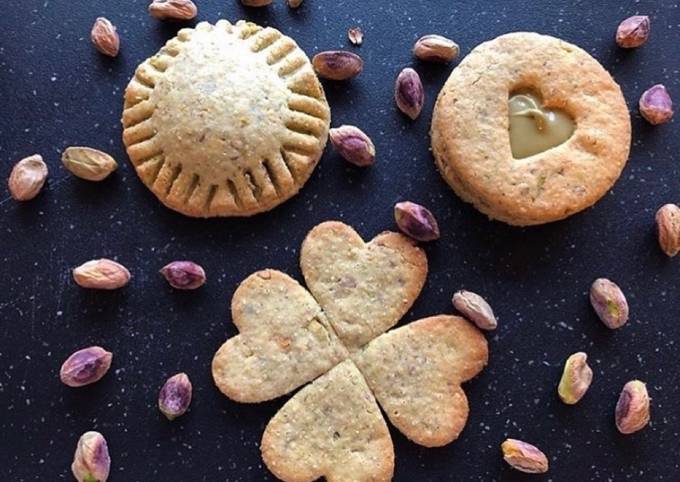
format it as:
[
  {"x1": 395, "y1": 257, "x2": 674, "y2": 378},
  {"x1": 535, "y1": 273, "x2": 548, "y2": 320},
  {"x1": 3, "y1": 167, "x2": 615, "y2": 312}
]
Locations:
[
  {"x1": 122, "y1": 20, "x2": 330, "y2": 217},
  {"x1": 432, "y1": 32, "x2": 631, "y2": 225}
]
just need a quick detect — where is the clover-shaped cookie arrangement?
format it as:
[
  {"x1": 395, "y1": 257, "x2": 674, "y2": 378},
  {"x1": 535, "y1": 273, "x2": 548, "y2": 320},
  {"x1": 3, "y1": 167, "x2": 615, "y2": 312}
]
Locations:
[{"x1": 212, "y1": 221, "x2": 488, "y2": 481}]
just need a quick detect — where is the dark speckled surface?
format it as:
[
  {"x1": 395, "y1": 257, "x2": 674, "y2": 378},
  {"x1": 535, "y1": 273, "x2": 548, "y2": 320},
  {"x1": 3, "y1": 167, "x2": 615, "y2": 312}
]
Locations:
[{"x1": 1, "y1": 1, "x2": 678, "y2": 481}]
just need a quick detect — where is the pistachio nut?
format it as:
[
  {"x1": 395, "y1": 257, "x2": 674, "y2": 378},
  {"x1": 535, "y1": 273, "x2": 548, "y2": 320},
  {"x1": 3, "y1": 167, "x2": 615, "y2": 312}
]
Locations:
[
  {"x1": 557, "y1": 352, "x2": 593, "y2": 404},
  {"x1": 329, "y1": 125, "x2": 376, "y2": 167},
  {"x1": 395, "y1": 67, "x2": 424, "y2": 120},
  {"x1": 148, "y1": 0, "x2": 198, "y2": 20},
  {"x1": 72, "y1": 431, "x2": 111, "y2": 482},
  {"x1": 655, "y1": 203, "x2": 680, "y2": 257},
  {"x1": 312, "y1": 50, "x2": 364, "y2": 80},
  {"x1": 616, "y1": 15, "x2": 650, "y2": 48},
  {"x1": 452, "y1": 290, "x2": 497, "y2": 330},
  {"x1": 394, "y1": 201, "x2": 440, "y2": 242},
  {"x1": 8, "y1": 154, "x2": 48, "y2": 201},
  {"x1": 639, "y1": 84, "x2": 674, "y2": 125},
  {"x1": 90, "y1": 17, "x2": 120, "y2": 57},
  {"x1": 501, "y1": 438, "x2": 549, "y2": 474},
  {"x1": 158, "y1": 372, "x2": 193, "y2": 420},
  {"x1": 160, "y1": 261, "x2": 206, "y2": 290},
  {"x1": 413, "y1": 34, "x2": 459, "y2": 63},
  {"x1": 73, "y1": 259, "x2": 131, "y2": 290},
  {"x1": 60, "y1": 346, "x2": 113, "y2": 388},
  {"x1": 62, "y1": 147, "x2": 118, "y2": 181},
  {"x1": 589, "y1": 278, "x2": 629, "y2": 329},
  {"x1": 615, "y1": 380, "x2": 650, "y2": 434},
  {"x1": 241, "y1": 0, "x2": 273, "y2": 6}
]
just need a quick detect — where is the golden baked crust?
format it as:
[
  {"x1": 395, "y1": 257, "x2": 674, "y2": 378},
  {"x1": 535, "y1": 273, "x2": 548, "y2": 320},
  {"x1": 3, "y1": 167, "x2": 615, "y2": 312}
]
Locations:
[
  {"x1": 432, "y1": 32, "x2": 631, "y2": 226},
  {"x1": 122, "y1": 20, "x2": 330, "y2": 217},
  {"x1": 261, "y1": 360, "x2": 394, "y2": 482},
  {"x1": 211, "y1": 269, "x2": 348, "y2": 403},
  {"x1": 352, "y1": 315, "x2": 488, "y2": 447},
  {"x1": 210, "y1": 222, "x2": 487, "y2": 481},
  {"x1": 300, "y1": 221, "x2": 428, "y2": 350}
]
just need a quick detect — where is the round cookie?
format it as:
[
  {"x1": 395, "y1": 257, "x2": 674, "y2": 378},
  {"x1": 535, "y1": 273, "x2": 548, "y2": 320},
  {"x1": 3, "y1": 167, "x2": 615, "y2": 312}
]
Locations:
[
  {"x1": 432, "y1": 32, "x2": 631, "y2": 226},
  {"x1": 122, "y1": 20, "x2": 330, "y2": 217}
]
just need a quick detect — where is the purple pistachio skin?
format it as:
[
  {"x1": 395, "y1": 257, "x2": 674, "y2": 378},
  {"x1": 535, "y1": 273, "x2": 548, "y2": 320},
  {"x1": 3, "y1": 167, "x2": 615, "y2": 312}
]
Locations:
[
  {"x1": 616, "y1": 15, "x2": 650, "y2": 48},
  {"x1": 160, "y1": 261, "x2": 206, "y2": 290},
  {"x1": 394, "y1": 201, "x2": 440, "y2": 241},
  {"x1": 589, "y1": 278, "x2": 629, "y2": 329},
  {"x1": 158, "y1": 372, "x2": 193, "y2": 420},
  {"x1": 394, "y1": 68, "x2": 425, "y2": 120},
  {"x1": 639, "y1": 84, "x2": 674, "y2": 125},
  {"x1": 60, "y1": 346, "x2": 113, "y2": 387},
  {"x1": 615, "y1": 380, "x2": 651, "y2": 434},
  {"x1": 71, "y1": 431, "x2": 111, "y2": 482},
  {"x1": 329, "y1": 125, "x2": 376, "y2": 167},
  {"x1": 312, "y1": 51, "x2": 364, "y2": 80}
]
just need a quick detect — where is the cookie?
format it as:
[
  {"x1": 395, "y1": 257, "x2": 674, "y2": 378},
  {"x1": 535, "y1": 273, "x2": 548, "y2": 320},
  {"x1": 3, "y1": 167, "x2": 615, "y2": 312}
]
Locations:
[
  {"x1": 352, "y1": 315, "x2": 488, "y2": 447},
  {"x1": 301, "y1": 221, "x2": 427, "y2": 350},
  {"x1": 211, "y1": 222, "x2": 487, "y2": 481},
  {"x1": 432, "y1": 32, "x2": 631, "y2": 226},
  {"x1": 122, "y1": 20, "x2": 330, "y2": 217},
  {"x1": 211, "y1": 270, "x2": 347, "y2": 403},
  {"x1": 261, "y1": 360, "x2": 394, "y2": 482}
]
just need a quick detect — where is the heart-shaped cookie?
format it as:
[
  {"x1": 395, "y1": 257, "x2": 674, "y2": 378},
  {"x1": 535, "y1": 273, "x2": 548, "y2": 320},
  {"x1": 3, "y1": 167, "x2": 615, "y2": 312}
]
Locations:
[
  {"x1": 212, "y1": 269, "x2": 348, "y2": 403},
  {"x1": 508, "y1": 91, "x2": 575, "y2": 159},
  {"x1": 352, "y1": 315, "x2": 488, "y2": 447},
  {"x1": 301, "y1": 221, "x2": 428, "y2": 350},
  {"x1": 211, "y1": 222, "x2": 490, "y2": 480},
  {"x1": 261, "y1": 360, "x2": 394, "y2": 482}
]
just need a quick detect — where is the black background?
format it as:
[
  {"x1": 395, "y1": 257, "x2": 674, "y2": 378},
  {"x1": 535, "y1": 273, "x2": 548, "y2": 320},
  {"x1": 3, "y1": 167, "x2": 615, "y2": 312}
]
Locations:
[{"x1": 1, "y1": 1, "x2": 678, "y2": 481}]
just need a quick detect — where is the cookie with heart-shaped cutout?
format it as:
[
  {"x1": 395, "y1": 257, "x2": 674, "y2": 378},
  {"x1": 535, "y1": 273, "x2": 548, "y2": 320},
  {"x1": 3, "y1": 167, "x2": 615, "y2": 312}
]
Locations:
[
  {"x1": 261, "y1": 360, "x2": 394, "y2": 482},
  {"x1": 212, "y1": 269, "x2": 348, "y2": 403},
  {"x1": 432, "y1": 32, "x2": 631, "y2": 226},
  {"x1": 352, "y1": 315, "x2": 488, "y2": 447},
  {"x1": 301, "y1": 221, "x2": 428, "y2": 350}
]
